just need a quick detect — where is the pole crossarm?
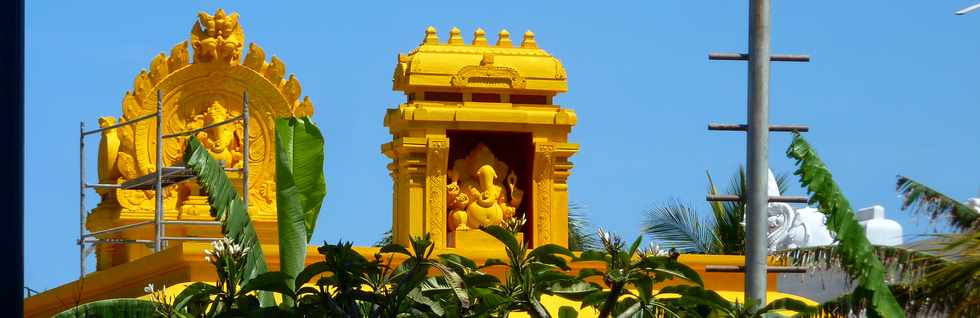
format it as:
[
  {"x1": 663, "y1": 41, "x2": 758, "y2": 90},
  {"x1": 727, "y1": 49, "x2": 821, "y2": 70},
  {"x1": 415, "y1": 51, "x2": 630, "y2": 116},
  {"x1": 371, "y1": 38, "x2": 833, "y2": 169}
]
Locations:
[
  {"x1": 706, "y1": 194, "x2": 810, "y2": 203},
  {"x1": 709, "y1": 52, "x2": 810, "y2": 62},
  {"x1": 705, "y1": 265, "x2": 807, "y2": 273},
  {"x1": 708, "y1": 123, "x2": 809, "y2": 132}
]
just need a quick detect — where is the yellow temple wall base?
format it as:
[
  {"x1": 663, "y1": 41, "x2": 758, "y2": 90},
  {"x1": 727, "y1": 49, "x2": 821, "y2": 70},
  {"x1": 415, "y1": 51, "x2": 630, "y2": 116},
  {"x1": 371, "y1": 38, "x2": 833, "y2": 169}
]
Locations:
[{"x1": 25, "y1": 242, "x2": 802, "y2": 318}]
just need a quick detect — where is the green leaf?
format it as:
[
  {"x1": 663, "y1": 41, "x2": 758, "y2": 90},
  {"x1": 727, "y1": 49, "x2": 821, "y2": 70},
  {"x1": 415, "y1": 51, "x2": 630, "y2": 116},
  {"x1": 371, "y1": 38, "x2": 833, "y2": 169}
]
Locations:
[
  {"x1": 239, "y1": 271, "x2": 296, "y2": 300},
  {"x1": 294, "y1": 261, "x2": 330, "y2": 287},
  {"x1": 760, "y1": 297, "x2": 817, "y2": 315},
  {"x1": 183, "y1": 136, "x2": 273, "y2": 306},
  {"x1": 575, "y1": 250, "x2": 609, "y2": 262},
  {"x1": 642, "y1": 199, "x2": 718, "y2": 253},
  {"x1": 173, "y1": 282, "x2": 219, "y2": 310},
  {"x1": 480, "y1": 258, "x2": 509, "y2": 269},
  {"x1": 53, "y1": 299, "x2": 159, "y2": 318},
  {"x1": 482, "y1": 225, "x2": 522, "y2": 256},
  {"x1": 380, "y1": 243, "x2": 413, "y2": 257},
  {"x1": 896, "y1": 175, "x2": 978, "y2": 231},
  {"x1": 274, "y1": 117, "x2": 326, "y2": 306},
  {"x1": 785, "y1": 133, "x2": 906, "y2": 318},
  {"x1": 558, "y1": 306, "x2": 579, "y2": 318}
]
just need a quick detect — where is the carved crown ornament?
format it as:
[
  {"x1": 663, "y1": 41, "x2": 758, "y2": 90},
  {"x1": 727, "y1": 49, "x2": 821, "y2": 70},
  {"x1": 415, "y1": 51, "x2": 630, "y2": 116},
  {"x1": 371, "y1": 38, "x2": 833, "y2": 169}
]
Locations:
[{"x1": 89, "y1": 9, "x2": 314, "y2": 224}]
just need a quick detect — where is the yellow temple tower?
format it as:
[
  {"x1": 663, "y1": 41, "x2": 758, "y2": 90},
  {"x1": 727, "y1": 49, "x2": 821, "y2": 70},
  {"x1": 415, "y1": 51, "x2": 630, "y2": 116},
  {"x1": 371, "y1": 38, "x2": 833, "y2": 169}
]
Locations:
[
  {"x1": 85, "y1": 9, "x2": 314, "y2": 270},
  {"x1": 383, "y1": 26, "x2": 579, "y2": 251},
  {"x1": 25, "y1": 12, "x2": 816, "y2": 317}
]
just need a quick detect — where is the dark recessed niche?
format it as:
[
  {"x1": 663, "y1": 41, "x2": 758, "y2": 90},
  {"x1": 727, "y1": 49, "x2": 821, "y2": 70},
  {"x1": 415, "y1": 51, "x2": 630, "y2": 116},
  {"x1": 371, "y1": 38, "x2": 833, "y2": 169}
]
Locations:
[
  {"x1": 510, "y1": 94, "x2": 548, "y2": 105},
  {"x1": 447, "y1": 130, "x2": 534, "y2": 245},
  {"x1": 471, "y1": 93, "x2": 502, "y2": 103},
  {"x1": 423, "y1": 91, "x2": 463, "y2": 102}
]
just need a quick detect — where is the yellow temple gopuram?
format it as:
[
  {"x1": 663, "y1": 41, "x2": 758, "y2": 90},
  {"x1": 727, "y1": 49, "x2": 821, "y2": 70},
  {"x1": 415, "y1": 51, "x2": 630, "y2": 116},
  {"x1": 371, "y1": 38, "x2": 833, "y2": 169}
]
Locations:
[{"x1": 24, "y1": 9, "x2": 815, "y2": 318}]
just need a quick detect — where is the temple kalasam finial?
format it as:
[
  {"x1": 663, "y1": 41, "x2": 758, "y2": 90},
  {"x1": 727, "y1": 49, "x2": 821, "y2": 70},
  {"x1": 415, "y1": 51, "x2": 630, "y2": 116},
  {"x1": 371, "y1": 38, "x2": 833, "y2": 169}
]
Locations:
[
  {"x1": 521, "y1": 30, "x2": 537, "y2": 49},
  {"x1": 472, "y1": 28, "x2": 488, "y2": 46},
  {"x1": 423, "y1": 26, "x2": 439, "y2": 44},
  {"x1": 496, "y1": 29, "x2": 512, "y2": 47},
  {"x1": 448, "y1": 27, "x2": 464, "y2": 45}
]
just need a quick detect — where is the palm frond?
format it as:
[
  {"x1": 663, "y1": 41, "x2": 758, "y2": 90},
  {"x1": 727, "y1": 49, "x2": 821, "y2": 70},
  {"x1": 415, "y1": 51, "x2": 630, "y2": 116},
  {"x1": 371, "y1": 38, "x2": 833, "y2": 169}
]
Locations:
[
  {"x1": 568, "y1": 202, "x2": 599, "y2": 251},
  {"x1": 374, "y1": 230, "x2": 393, "y2": 247},
  {"x1": 786, "y1": 133, "x2": 906, "y2": 318},
  {"x1": 643, "y1": 199, "x2": 719, "y2": 253},
  {"x1": 707, "y1": 170, "x2": 745, "y2": 255},
  {"x1": 773, "y1": 245, "x2": 948, "y2": 285},
  {"x1": 897, "y1": 175, "x2": 979, "y2": 231}
]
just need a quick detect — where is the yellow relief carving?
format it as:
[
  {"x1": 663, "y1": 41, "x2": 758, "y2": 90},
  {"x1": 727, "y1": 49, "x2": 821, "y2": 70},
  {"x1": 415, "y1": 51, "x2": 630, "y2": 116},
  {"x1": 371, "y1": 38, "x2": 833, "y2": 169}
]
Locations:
[
  {"x1": 446, "y1": 144, "x2": 523, "y2": 231},
  {"x1": 190, "y1": 9, "x2": 244, "y2": 64}
]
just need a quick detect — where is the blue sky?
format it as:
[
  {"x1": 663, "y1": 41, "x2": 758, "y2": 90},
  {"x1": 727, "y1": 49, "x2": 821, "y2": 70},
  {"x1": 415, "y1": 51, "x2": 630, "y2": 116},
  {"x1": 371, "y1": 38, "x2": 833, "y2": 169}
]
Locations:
[{"x1": 26, "y1": 1, "x2": 980, "y2": 292}]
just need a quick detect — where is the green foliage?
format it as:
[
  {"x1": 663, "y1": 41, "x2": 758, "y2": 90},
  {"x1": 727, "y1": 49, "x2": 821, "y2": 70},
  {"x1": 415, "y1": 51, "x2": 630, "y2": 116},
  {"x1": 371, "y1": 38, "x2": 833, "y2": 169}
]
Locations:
[
  {"x1": 570, "y1": 229, "x2": 703, "y2": 318},
  {"x1": 274, "y1": 116, "x2": 326, "y2": 305},
  {"x1": 54, "y1": 299, "x2": 159, "y2": 318},
  {"x1": 785, "y1": 133, "x2": 906, "y2": 318},
  {"x1": 897, "y1": 175, "x2": 978, "y2": 231},
  {"x1": 568, "y1": 203, "x2": 599, "y2": 251},
  {"x1": 644, "y1": 167, "x2": 788, "y2": 255},
  {"x1": 184, "y1": 136, "x2": 273, "y2": 306}
]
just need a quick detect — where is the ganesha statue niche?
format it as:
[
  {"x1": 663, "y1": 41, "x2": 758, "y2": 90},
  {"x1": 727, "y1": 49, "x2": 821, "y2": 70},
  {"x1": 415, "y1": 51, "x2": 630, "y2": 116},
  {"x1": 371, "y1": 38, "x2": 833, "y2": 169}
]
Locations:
[
  {"x1": 446, "y1": 144, "x2": 524, "y2": 231},
  {"x1": 191, "y1": 101, "x2": 244, "y2": 169}
]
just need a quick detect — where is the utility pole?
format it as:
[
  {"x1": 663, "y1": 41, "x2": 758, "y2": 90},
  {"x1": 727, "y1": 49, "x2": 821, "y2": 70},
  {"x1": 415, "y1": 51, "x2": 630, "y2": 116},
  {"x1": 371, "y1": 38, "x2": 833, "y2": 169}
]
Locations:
[
  {"x1": 706, "y1": 0, "x2": 811, "y2": 310},
  {"x1": 744, "y1": 0, "x2": 772, "y2": 306}
]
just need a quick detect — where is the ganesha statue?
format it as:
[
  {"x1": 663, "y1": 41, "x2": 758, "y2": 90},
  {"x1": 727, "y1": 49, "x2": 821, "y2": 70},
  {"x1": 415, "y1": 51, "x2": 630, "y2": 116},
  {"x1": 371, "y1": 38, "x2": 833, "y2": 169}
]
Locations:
[{"x1": 446, "y1": 144, "x2": 524, "y2": 231}]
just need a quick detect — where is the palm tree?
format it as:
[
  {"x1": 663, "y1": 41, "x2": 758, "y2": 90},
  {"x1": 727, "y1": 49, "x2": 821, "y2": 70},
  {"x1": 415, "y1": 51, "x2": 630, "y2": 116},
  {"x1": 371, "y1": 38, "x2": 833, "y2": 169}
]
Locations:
[{"x1": 642, "y1": 166, "x2": 788, "y2": 254}]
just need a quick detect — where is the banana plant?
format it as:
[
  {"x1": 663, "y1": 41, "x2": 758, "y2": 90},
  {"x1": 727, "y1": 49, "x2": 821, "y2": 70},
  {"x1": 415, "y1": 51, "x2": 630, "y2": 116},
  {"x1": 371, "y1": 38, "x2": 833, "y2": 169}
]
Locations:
[
  {"x1": 783, "y1": 133, "x2": 906, "y2": 318},
  {"x1": 571, "y1": 229, "x2": 703, "y2": 318},
  {"x1": 53, "y1": 299, "x2": 159, "y2": 318},
  {"x1": 175, "y1": 116, "x2": 325, "y2": 312}
]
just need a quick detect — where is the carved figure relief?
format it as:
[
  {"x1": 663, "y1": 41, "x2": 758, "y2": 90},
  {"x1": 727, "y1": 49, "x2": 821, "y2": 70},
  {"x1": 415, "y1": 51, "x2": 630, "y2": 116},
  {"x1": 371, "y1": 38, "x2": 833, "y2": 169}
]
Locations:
[
  {"x1": 191, "y1": 101, "x2": 244, "y2": 169},
  {"x1": 446, "y1": 143, "x2": 524, "y2": 231},
  {"x1": 88, "y1": 8, "x2": 315, "y2": 225}
]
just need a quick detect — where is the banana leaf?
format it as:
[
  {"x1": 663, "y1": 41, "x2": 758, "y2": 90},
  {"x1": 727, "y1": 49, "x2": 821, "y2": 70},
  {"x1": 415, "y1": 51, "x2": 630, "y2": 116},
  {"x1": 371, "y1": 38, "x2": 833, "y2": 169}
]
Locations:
[
  {"x1": 274, "y1": 117, "x2": 326, "y2": 302},
  {"x1": 53, "y1": 299, "x2": 158, "y2": 318},
  {"x1": 183, "y1": 136, "x2": 273, "y2": 306},
  {"x1": 785, "y1": 133, "x2": 906, "y2": 318}
]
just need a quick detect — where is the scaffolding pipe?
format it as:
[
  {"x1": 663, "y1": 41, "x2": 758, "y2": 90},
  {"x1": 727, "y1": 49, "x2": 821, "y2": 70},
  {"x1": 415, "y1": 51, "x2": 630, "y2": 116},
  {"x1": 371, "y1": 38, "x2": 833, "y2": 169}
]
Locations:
[
  {"x1": 81, "y1": 220, "x2": 155, "y2": 238},
  {"x1": 745, "y1": 0, "x2": 772, "y2": 308},
  {"x1": 162, "y1": 115, "x2": 244, "y2": 139},
  {"x1": 79, "y1": 121, "x2": 85, "y2": 278},
  {"x1": 161, "y1": 236, "x2": 225, "y2": 242},
  {"x1": 243, "y1": 90, "x2": 250, "y2": 219},
  {"x1": 154, "y1": 90, "x2": 164, "y2": 252},
  {"x1": 81, "y1": 112, "x2": 157, "y2": 136},
  {"x1": 161, "y1": 220, "x2": 222, "y2": 226}
]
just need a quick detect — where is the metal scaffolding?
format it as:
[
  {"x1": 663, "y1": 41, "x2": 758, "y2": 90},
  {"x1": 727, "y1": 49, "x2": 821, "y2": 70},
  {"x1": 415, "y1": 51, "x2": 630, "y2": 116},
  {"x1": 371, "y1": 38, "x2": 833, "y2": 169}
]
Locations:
[{"x1": 77, "y1": 89, "x2": 251, "y2": 278}]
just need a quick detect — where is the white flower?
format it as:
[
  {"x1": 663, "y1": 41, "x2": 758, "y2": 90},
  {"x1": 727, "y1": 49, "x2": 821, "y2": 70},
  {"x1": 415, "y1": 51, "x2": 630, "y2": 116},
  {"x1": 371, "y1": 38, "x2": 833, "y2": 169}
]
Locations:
[{"x1": 144, "y1": 283, "x2": 155, "y2": 294}]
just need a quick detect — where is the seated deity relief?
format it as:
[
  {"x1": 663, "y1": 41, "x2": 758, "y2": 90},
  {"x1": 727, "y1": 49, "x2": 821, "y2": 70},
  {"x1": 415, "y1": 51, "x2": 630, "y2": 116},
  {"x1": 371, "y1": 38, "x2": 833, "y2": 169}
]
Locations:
[
  {"x1": 188, "y1": 101, "x2": 244, "y2": 169},
  {"x1": 446, "y1": 143, "x2": 524, "y2": 231}
]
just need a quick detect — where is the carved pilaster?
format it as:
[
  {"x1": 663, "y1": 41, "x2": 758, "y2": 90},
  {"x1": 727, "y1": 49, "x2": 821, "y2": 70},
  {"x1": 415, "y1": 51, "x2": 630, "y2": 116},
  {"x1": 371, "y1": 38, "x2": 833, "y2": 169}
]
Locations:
[
  {"x1": 425, "y1": 137, "x2": 449, "y2": 248},
  {"x1": 533, "y1": 142, "x2": 555, "y2": 246}
]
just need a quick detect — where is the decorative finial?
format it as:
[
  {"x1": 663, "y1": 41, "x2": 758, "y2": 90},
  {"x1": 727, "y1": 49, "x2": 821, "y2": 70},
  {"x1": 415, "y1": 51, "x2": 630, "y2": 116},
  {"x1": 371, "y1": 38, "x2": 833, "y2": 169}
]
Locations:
[
  {"x1": 521, "y1": 30, "x2": 537, "y2": 48},
  {"x1": 423, "y1": 26, "x2": 439, "y2": 44},
  {"x1": 448, "y1": 27, "x2": 464, "y2": 45},
  {"x1": 472, "y1": 28, "x2": 488, "y2": 46},
  {"x1": 496, "y1": 29, "x2": 512, "y2": 47}
]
